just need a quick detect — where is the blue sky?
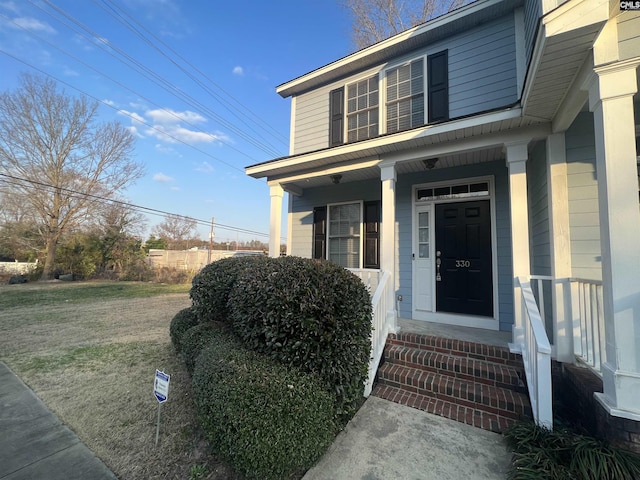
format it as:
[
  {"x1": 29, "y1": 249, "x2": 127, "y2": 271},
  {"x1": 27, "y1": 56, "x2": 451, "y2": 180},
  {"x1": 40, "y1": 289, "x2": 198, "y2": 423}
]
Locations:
[{"x1": 0, "y1": 0, "x2": 354, "y2": 244}]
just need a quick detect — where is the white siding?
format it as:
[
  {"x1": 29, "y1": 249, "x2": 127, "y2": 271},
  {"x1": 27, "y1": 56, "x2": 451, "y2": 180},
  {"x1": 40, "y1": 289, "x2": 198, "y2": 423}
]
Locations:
[
  {"x1": 618, "y1": 12, "x2": 640, "y2": 62},
  {"x1": 565, "y1": 111, "x2": 602, "y2": 281}
]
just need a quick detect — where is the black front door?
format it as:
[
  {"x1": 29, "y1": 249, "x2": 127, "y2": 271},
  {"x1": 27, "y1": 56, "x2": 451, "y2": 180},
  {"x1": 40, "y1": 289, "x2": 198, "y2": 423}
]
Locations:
[{"x1": 435, "y1": 200, "x2": 493, "y2": 317}]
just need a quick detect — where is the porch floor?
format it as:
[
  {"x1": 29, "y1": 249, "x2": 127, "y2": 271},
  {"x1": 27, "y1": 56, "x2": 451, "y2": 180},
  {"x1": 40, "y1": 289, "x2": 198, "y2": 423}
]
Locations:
[{"x1": 397, "y1": 318, "x2": 512, "y2": 349}]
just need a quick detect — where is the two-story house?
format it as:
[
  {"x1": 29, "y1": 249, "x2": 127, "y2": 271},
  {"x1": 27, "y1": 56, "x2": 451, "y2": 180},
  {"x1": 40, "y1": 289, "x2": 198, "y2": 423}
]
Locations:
[{"x1": 247, "y1": 0, "x2": 640, "y2": 452}]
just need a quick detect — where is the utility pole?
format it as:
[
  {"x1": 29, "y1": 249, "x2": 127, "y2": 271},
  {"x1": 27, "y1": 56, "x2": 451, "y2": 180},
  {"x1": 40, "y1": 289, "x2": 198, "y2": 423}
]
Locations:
[{"x1": 208, "y1": 217, "x2": 214, "y2": 264}]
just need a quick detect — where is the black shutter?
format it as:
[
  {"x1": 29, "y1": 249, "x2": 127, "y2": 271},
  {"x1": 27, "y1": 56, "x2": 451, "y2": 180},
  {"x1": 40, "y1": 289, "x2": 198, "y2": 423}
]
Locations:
[
  {"x1": 363, "y1": 201, "x2": 380, "y2": 269},
  {"x1": 312, "y1": 206, "x2": 327, "y2": 259},
  {"x1": 428, "y1": 50, "x2": 449, "y2": 123},
  {"x1": 329, "y1": 87, "x2": 344, "y2": 147}
]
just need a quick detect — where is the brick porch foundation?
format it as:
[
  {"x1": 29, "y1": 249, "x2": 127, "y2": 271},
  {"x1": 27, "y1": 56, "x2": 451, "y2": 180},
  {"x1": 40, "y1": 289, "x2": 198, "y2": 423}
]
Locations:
[{"x1": 555, "y1": 363, "x2": 640, "y2": 454}]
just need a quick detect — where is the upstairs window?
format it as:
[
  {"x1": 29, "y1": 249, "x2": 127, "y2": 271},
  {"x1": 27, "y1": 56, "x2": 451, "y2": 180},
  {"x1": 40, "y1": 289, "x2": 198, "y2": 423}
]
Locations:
[
  {"x1": 386, "y1": 58, "x2": 424, "y2": 133},
  {"x1": 347, "y1": 76, "x2": 379, "y2": 142},
  {"x1": 328, "y1": 49, "x2": 448, "y2": 145}
]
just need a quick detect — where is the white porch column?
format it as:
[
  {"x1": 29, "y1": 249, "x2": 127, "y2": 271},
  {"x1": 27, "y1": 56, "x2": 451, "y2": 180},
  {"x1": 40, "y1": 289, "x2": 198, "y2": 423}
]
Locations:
[
  {"x1": 268, "y1": 183, "x2": 284, "y2": 258},
  {"x1": 505, "y1": 142, "x2": 531, "y2": 347},
  {"x1": 380, "y1": 161, "x2": 398, "y2": 333},
  {"x1": 546, "y1": 133, "x2": 573, "y2": 363},
  {"x1": 588, "y1": 62, "x2": 640, "y2": 418}
]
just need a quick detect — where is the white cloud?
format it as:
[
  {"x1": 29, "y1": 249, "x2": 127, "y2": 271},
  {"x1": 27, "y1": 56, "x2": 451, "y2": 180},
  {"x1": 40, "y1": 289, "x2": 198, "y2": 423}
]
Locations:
[
  {"x1": 62, "y1": 66, "x2": 79, "y2": 77},
  {"x1": 146, "y1": 108, "x2": 205, "y2": 125},
  {"x1": 126, "y1": 125, "x2": 143, "y2": 138},
  {"x1": 153, "y1": 172, "x2": 173, "y2": 183},
  {"x1": 102, "y1": 99, "x2": 116, "y2": 107},
  {"x1": 232, "y1": 66, "x2": 244, "y2": 76},
  {"x1": 170, "y1": 186, "x2": 180, "y2": 191},
  {"x1": 0, "y1": 2, "x2": 19, "y2": 14},
  {"x1": 11, "y1": 17, "x2": 56, "y2": 34},
  {"x1": 118, "y1": 106, "x2": 222, "y2": 145},
  {"x1": 118, "y1": 109, "x2": 145, "y2": 124},
  {"x1": 195, "y1": 161, "x2": 214, "y2": 174}
]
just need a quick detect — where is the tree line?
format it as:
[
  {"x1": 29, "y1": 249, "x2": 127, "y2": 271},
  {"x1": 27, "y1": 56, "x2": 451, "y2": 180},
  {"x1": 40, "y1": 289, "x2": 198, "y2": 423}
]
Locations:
[{"x1": 0, "y1": 75, "x2": 266, "y2": 280}]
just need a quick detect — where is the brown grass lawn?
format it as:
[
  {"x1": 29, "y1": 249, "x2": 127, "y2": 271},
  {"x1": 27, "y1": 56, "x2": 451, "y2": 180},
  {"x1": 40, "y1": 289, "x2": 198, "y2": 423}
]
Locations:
[{"x1": 0, "y1": 281, "x2": 241, "y2": 480}]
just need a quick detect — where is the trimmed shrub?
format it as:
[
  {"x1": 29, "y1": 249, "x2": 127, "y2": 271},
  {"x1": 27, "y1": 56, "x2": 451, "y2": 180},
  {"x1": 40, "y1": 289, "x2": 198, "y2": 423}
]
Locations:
[
  {"x1": 227, "y1": 256, "x2": 372, "y2": 423},
  {"x1": 193, "y1": 333, "x2": 336, "y2": 480},
  {"x1": 190, "y1": 255, "x2": 269, "y2": 323},
  {"x1": 180, "y1": 322, "x2": 226, "y2": 374},
  {"x1": 169, "y1": 307, "x2": 199, "y2": 353}
]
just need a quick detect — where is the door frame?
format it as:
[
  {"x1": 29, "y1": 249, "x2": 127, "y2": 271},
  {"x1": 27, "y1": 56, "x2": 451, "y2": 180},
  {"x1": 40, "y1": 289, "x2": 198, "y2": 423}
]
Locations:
[{"x1": 411, "y1": 175, "x2": 500, "y2": 330}]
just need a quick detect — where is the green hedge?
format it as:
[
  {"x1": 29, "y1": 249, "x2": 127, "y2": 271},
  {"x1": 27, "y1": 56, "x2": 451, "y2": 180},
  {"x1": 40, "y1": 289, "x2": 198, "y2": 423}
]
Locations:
[
  {"x1": 169, "y1": 307, "x2": 198, "y2": 353},
  {"x1": 227, "y1": 256, "x2": 372, "y2": 423},
  {"x1": 190, "y1": 255, "x2": 269, "y2": 323},
  {"x1": 193, "y1": 332, "x2": 336, "y2": 480},
  {"x1": 179, "y1": 322, "x2": 226, "y2": 374}
]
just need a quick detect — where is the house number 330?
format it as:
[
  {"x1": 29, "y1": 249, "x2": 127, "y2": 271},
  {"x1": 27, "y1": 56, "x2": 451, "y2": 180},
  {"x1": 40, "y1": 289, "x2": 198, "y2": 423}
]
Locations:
[{"x1": 455, "y1": 260, "x2": 471, "y2": 268}]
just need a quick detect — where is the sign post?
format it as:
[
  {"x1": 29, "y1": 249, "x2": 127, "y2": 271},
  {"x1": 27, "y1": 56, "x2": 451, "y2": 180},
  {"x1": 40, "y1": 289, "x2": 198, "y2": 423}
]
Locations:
[{"x1": 153, "y1": 370, "x2": 170, "y2": 446}]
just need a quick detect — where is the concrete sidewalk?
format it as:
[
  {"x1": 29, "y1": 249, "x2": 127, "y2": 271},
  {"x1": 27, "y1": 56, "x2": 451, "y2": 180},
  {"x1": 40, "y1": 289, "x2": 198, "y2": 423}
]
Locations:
[
  {"x1": 0, "y1": 362, "x2": 117, "y2": 480},
  {"x1": 304, "y1": 396, "x2": 512, "y2": 480}
]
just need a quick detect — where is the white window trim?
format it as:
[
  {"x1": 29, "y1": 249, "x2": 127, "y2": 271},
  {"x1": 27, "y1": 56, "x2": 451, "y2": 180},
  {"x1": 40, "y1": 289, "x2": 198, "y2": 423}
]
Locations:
[
  {"x1": 326, "y1": 200, "x2": 364, "y2": 269},
  {"x1": 411, "y1": 175, "x2": 500, "y2": 330}
]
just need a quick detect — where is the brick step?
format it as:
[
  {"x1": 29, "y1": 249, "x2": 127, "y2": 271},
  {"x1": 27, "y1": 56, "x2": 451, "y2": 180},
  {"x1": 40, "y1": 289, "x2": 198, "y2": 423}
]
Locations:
[
  {"x1": 388, "y1": 332, "x2": 523, "y2": 369},
  {"x1": 384, "y1": 343, "x2": 527, "y2": 393},
  {"x1": 376, "y1": 362, "x2": 532, "y2": 422},
  {"x1": 372, "y1": 384, "x2": 518, "y2": 433}
]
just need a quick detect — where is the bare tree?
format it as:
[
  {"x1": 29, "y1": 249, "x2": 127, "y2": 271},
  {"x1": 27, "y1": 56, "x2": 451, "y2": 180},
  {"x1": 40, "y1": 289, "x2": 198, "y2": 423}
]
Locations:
[
  {"x1": 342, "y1": 0, "x2": 466, "y2": 50},
  {"x1": 0, "y1": 73, "x2": 144, "y2": 279},
  {"x1": 151, "y1": 214, "x2": 198, "y2": 250}
]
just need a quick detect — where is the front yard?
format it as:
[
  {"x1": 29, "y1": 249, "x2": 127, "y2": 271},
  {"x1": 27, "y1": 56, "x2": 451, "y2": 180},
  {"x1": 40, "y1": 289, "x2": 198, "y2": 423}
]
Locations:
[{"x1": 0, "y1": 281, "x2": 240, "y2": 479}]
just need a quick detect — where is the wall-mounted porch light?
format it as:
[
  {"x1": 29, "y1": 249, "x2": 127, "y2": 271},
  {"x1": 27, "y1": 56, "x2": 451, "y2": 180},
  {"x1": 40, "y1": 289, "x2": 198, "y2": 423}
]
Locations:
[
  {"x1": 423, "y1": 158, "x2": 439, "y2": 170},
  {"x1": 330, "y1": 174, "x2": 342, "y2": 184}
]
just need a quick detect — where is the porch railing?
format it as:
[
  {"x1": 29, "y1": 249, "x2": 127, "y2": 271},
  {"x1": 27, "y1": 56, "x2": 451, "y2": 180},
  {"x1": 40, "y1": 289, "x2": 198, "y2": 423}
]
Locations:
[
  {"x1": 569, "y1": 278, "x2": 605, "y2": 373},
  {"x1": 516, "y1": 276, "x2": 553, "y2": 427},
  {"x1": 359, "y1": 270, "x2": 391, "y2": 397},
  {"x1": 349, "y1": 268, "x2": 382, "y2": 294}
]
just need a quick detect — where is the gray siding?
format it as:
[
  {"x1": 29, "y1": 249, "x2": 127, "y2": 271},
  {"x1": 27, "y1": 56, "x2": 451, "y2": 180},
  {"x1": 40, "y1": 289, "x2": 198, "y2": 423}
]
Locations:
[
  {"x1": 527, "y1": 140, "x2": 550, "y2": 276},
  {"x1": 448, "y1": 15, "x2": 517, "y2": 118},
  {"x1": 289, "y1": 179, "x2": 381, "y2": 258},
  {"x1": 290, "y1": 162, "x2": 514, "y2": 331},
  {"x1": 523, "y1": 0, "x2": 541, "y2": 68},
  {"x1": 618, "y1": 12, "x2": 640, "y2": 62},
  {"x1": 565, "y1": 111, "x2": 602, "y2": 281},
  {"x1": 527, "y1": 140, "x2": 553, "y2": 339},
  {"x1": 291, "y1": 14, "x2": 518, "y2": 155},
  {"x1": 395, "y1": 160, "x2": 513, "y2": 332}
]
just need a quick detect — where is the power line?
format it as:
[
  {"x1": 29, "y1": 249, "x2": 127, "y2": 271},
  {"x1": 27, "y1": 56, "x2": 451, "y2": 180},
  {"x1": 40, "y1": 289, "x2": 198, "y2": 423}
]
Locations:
[
  {"x1": 0, "y1": 47, "x2": 246, "y2": 174},
  {"x1": 96, "y1": 0, "x2": 288, "y2": 147},
  {"x1": 0, "y1": 172, "x2": 279, "y2": 239},
  {"x1": 27, "y1": 0, "x2": 285, "y2": 158}
]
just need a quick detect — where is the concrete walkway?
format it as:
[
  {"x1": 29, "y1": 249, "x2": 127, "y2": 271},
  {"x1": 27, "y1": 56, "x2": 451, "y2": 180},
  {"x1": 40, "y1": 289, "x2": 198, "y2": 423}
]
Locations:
[
  {"x1": 304, "y1": 396, "x2": 512, "y2": 480},
  {"x1": 0, "y1": 362, "x2": 117, "y2": 480}
]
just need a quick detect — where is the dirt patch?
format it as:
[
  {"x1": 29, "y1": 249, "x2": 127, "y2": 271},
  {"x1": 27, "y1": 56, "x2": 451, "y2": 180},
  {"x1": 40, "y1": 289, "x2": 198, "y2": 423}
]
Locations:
[{"x1": 0, "y1": 293, "x2": 241, "y2": 479}]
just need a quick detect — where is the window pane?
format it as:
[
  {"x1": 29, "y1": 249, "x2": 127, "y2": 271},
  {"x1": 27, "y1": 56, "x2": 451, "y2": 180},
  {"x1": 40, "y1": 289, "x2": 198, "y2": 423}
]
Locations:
[
  {"x1": 328, "y1": 203, "x2": 361, "y2": 268},
  {"x1": 386, "y1": 59, "x2": 425, "y2": 134},
  {"x1": 419, "y1": 243, "x2": 429, "y2": 258},
  {"x1": 346, "y1": 75, "x2": 379, "y2": 142}
]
